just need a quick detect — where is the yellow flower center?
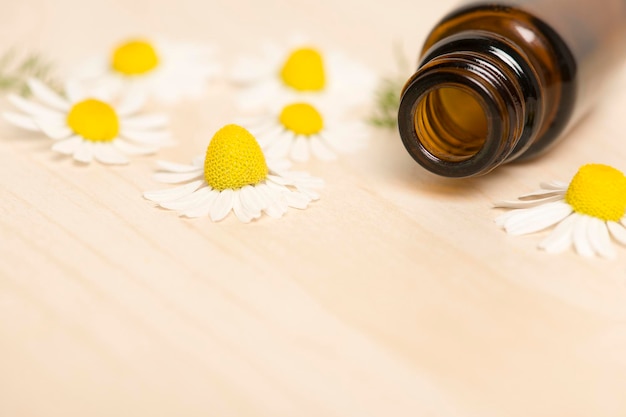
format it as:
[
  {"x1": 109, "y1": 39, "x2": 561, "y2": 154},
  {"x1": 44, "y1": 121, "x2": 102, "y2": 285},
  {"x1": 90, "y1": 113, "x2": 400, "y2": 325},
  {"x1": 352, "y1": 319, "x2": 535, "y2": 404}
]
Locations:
[
  {"x1": 111, "y1": 40, "x2": 160, "y2": 75},
  {"x1": 565, "y1": 164, "x2": 626, "y2": 221},
  {"x1": 204, "y1": 124, "x2": 269, "y2": 191},
  {"x1": 279, "y1": 47, "x2": 326, "y2": 92},
  {"x1": 66, "y1": 99, "x2": 120, "y2": 142},
  {"x1": 279, "y1": 103, "x2": 324, "y2": 135}
]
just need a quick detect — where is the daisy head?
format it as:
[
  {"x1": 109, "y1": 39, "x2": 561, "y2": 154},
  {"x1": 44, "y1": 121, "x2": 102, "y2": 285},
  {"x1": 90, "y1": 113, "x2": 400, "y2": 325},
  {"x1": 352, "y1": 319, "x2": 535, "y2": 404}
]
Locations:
[
  {"x1": 2, "y1": 78, "x2": 172, "y2": 164},
  {"x1": 77, "y1": 37, "x2": 220, "y2": 104},
  {"x1": 495, "y1": 163, "x2": 626, "y2": 259},
  {"x1": 239, "y1": 101, "x2": 369, "y2": 162},
  {"x1": 143, "y1": 124, "x2": 324, "y2": 222},
  {"x1": 231, "y1": 38, "x2": 375, "y2": 111}
]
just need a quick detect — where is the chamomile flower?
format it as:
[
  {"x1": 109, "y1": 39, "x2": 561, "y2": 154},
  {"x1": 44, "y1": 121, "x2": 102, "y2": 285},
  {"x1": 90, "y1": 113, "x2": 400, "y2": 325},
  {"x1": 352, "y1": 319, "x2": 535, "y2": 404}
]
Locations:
[
  {"x1": 495, "y1": 164, "x2": 626, "y2": 259},
  {"x1": 76, "y1": 37, "x2": 220, "y2": 104},
  {"x1": 2, "y1": 78, "x2": 171, "y2": 164},
  {"x1": 144, "y1": 124, "x2": 323, "y2": 222},
  {"x1": 240, "y1": 101, "x2": 369, "y2": 162},
  {"x1": 231, "y1": 39, "x2": 375, "y2": 110}
]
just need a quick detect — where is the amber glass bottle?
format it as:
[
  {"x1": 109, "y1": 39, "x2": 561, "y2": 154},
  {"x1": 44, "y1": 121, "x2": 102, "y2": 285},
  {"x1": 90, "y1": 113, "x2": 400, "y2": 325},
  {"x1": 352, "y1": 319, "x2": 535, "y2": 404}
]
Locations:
[{"x1": 398, "y1": 0, "x2": 626, "y2": 177}]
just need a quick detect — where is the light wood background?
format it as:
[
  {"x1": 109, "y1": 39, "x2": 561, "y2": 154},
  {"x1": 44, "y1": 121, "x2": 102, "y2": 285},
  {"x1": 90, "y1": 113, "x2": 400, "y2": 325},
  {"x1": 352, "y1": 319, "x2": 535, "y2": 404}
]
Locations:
[{"x1": 2, "y1": 0, "x2": 626, "y2": 416}]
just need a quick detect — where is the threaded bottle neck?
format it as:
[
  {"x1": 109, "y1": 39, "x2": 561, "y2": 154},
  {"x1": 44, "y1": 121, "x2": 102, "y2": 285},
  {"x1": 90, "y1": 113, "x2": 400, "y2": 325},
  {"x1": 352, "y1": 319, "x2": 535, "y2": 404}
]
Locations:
[{"x1": 398, "y1": 31, "x2": 542, "y2": 177}]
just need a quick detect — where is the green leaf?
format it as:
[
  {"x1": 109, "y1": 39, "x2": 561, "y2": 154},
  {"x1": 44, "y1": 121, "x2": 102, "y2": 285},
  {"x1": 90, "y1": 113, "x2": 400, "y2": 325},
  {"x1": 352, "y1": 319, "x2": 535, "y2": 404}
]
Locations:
[
  {"x1": 0, "y1": 49, "x2": 62, "y2": 97},
  {"x1": 367, "y1": 43, "x2": 412, "y2": 130},
  {"x1": 367, "y1": 78, "x2": 404, "y2": 129}
]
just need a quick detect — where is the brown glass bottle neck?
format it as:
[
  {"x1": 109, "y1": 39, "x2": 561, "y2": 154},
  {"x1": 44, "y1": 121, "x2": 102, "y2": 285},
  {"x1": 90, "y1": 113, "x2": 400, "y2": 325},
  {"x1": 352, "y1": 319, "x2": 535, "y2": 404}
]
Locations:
[
  {"x1": 415, "y1": 3, "x2": 578, "y2": 163},
  {"x1": 398, "y1": 31, "x2": 543, "y2": 177}
]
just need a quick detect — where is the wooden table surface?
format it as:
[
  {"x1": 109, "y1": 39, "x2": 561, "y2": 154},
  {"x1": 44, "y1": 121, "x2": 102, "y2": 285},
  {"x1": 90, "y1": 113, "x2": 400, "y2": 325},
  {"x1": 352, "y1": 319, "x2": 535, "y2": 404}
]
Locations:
[{"x1": 2, "y1": 0, "x2": 626, "y2": 416}]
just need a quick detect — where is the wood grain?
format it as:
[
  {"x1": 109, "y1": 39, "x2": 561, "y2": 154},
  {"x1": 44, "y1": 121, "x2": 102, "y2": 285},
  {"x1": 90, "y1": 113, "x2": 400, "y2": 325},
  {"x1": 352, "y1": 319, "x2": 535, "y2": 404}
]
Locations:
[{"x1": 1, "y1": 0, "x2": 626, "y2": 416}]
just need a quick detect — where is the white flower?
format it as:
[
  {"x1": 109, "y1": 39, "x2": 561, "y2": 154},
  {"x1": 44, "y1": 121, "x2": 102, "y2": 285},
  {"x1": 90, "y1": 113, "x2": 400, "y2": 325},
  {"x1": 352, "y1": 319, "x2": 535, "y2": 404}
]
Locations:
[
  {"x1": 2, "y1": 78, "x2": 172, "y2": 164},
  {"x1": 494, "y1": 164, "x2": 626, "y2": 259},
  {"x1": 76, "y1": 37, "x2": 220, "y2": 104},
  {"x1": 239, "y1": 101, "x2": 369, "y2": 162},
  {"x1": 144, "y1": 124, "x2": 323, "y2": 222},
  {"x1": 231, "y1": 38, "x2": 375, "y2": 111}
]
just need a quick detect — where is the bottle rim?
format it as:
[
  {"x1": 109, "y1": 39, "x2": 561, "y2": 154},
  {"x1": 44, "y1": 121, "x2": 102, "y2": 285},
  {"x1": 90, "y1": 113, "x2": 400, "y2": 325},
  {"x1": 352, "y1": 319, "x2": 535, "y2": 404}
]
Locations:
[
  {"x1": 398, "y1": 31, "x2": 543, "y2": 177},
  {"x1": 399, "y1": 60, "x2": 524, "y2": 177}
]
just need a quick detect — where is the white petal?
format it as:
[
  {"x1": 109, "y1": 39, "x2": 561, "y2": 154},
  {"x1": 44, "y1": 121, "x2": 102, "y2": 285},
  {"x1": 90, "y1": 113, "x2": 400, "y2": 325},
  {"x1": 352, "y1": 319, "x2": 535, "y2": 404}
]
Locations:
[
  {"x1": 73, "y1": 140, "x2": 94, "y2": 164},
  {"x1": 539, "y1": 181, "x2": 569, "y2": 191},
  {"x1": 154, "y1": 171, "x2": 203, "y2": 184},
  {"x1": 495, "y1": 209, "x2": 523, "y2": 227},
  {"x1": 607, "y1": 221, "x2": 626, "y2": 246},
  {"x1": 181, "y1": 189, "x2": 220, "y2": 218},
  {"x1": 310, "y1": 136, "x2": 337, "y2": 161},
  {"x1": 235, "y1": 81, "x2": 281, "y2": 110},
  {"x1": 8, "y1": 94, "x2": 63, "y2": 119},
  {"x1": 51, "y1": 136, "x2": 82, "y2": 155},
  {"x1": 239, "y1": 185, "x2": 265, "y2": 218},
  {"x1": 210, "y1": 189, "x2": 235, "y2": 222},
  {"x1": 160, "y1": 187, "x2": 214, "y2": 211},
  {"x1": 3, "y1": 112, "x2": 39, "y2": 131},
  {"x1": 573, "y1": 215, "x2": 594, "y2": 258},
  {"x1": 232, "y1": 195, "x2": 254, "y2": 223},
  {"x1": 587, "y1": 217, "x2": 616, "y2": 259},
  {"x1": 518, "y1": 188, "x2": 565, "y2": 199},
  {"x1": 121, "y1": 128, "x2": 171, "y2": 144},
  {"x1": 115, "y1": 89, "x2": 146, "y2": 116},
  {"x1": 296, "y1": 186, "x2": 321, "y2": 201},
  {"x1": 266, "y1": 156, "x2": 292, "y2": 173},
  {"x1": 35, "y1": 120, "x2": 72, "y2": 140},
  {"x1": 257, "y1": 184, "x2": 287, "y2": 218},
  {"x1": 122, "y1": 114, "x2": 169, "y2": 130},
  {"x1": 290, "y1": 136, "x2": 310, "y2": 162},
  {"x1": 326, "y1": 51, "x2": 376, "y2": 94},
  {"x1": 265, "y1": 132, "x2": 295, "y2": 159},
  {"x1": 263, "y1": 203, "x2": 286, "y2": 218},
  {"x1": 113, "y1": 139, "x2": 158, "y2": 155},
  {"x1": 502, "y1": 201, "x2": 573, "y2": 236},
  {"x1": 64, "y1": 80, "x2": 85, "y2": 103},
  {"x1": 70, "y1": 53, "x2": 108, "y2": 79},
  {"x1": 290, "y1": 173, "x2": 324, "y2": 189},
  {"x1": 539, "y1": 214, "x2": 576, "y2": 253},
  {"x1": 240, "y1": 116, "x2": 276, "y2": 135},
  {"x1": 27, "y1": 78, "x2": 70, "y2": 111},
  {"x1": 192, "y1": 155, "x2": 205, "y2": 167},
  {"x1": 256, "y1": 130, "x2": 285, "y2": 150},
  {"x1": 83, "y1": 80, "x2": 119, "y2": 103},
  {"x1": 283, "y1": 189, "x2": 312, "y2": 209},
  {"x1": 93, "y1": 142, "x2": 130, "y2": 165},
  {"x1": 266, "y1": 174, "x2": 291, "y2": 186},
  {"x1": 144, "y1": 180, "x2": 205, "y2": 203},
  {"x1": 322, "y1": 124, "x2": 369, "y2": 153},
  {"x1": 494, "y1": 194, "x2": 565, "y2": 209},
  {"x1": 156, "y1": 160, "x2": 202, "y2": 173}
]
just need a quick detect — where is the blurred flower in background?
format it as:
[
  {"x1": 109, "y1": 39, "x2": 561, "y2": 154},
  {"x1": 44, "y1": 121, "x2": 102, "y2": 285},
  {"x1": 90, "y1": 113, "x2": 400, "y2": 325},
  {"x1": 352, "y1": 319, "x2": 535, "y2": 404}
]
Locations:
[
  {"x1": 74, "y1": 37, "x2": 220, "y2": 104},
  {"x1": 230, "y1": 37, "x2": 376, "y2": 112},
  {"x1": 239, "y1": 101, "x2": 369, "y2": 162}
]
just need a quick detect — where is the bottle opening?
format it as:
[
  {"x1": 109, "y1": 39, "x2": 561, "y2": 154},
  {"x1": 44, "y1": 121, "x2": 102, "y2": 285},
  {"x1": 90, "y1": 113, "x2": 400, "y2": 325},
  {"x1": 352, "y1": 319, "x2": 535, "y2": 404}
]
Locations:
[{"x1": 414, "y1": 85, "x2": 488, "y2": 162}]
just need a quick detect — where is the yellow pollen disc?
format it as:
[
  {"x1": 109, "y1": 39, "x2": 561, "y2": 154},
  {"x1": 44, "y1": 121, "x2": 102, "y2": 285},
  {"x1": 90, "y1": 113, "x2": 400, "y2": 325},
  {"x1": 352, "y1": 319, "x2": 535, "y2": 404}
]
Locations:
[
  {"x1": 279, "y1": 47, "x2": 326, "y2": 92},
  {"x1": 279, "y1": 103, "x2": 324, "y2": 135},
  {"x1": 66, "y1": 99, "x2": 120, "y2": 142},
  {"x1": 204, "y1": 124, "x2": 269, "y2": 191},
  {"x1": 111, "y1": 40, "x2": 160, "y2": 75},
  {"x1": 565, "y1": 164, "x2": 626, "y2": 221}
]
